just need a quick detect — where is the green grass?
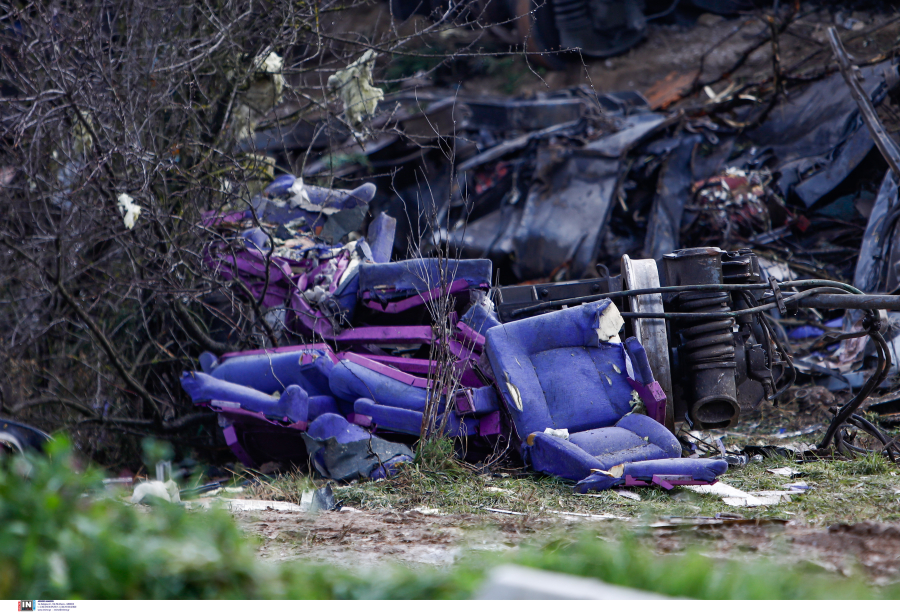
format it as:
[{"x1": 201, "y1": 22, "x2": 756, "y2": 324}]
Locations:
[{"x1": 251, "y1": 447, "x2": 900, "y2": 525}]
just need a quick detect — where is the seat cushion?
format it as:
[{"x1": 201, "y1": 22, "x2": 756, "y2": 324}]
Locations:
[
  {"x1": 567, "y1": 428, "x2": 649, "y2": 457},
  {"x1": 524, "y1": 414, "x2": 683, "y2": 482}
]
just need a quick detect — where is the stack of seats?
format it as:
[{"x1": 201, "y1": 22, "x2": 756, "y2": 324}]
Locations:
[
  {"x1": 182, "y1": 256, "x2": 725, "y2": 493},
  {"x1": 180, "y1": 258, "x2": 502, "y2": 477}
]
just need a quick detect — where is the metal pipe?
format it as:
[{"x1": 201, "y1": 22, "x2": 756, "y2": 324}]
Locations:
[{"x1": 796, "y1": 294, "x2": 900, "y2": 310}]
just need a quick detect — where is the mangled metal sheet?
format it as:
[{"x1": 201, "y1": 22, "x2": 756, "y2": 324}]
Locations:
[
  {"x1": 512, "y1": 153, "x2": 620, "y2": 279},
  {"x1": 734, "y1": 63, "x2": 892, "y2": 208}
]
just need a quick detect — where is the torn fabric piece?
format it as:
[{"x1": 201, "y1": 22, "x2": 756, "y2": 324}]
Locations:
[
  {"x1": 327, "y1": 50, "x2": 384, "y2": 126},
  {"x1": 117, "y1": 193, "x2": 141, "y2": 229}
]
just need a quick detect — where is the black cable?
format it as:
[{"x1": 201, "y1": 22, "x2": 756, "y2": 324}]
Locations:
[
  {"x1": 759, "y1": 304, "x2": 797, "y2": 401},
  {"x1": 737, "y1": 288, "x2": 796, "y2": 401},
  {"x1": 848, "y1": 414, "x2": 897, "y2": 463},
  {"x1": 618, "y1": 287, "x2": 841, "y2": 320},
  {"x1": 819, "y1": 313, "x2": 890, "y2": 450},
  {"x1": 510, "y1": 280, "x2": 863, "y2": 317},
  {"x1": 510, "y1": 283, "x2": 771, "y2": 316}
]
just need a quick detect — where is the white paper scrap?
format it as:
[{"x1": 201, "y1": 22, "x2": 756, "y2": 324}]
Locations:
[{"x1": 685, "y1": 482, "x2": 780, "y2": 507}]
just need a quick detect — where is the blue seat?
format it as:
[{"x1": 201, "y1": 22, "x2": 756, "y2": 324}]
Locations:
[
  {"x1": 351, "y1": 398, "x2": 490, "y2": 438},
  {"x1": 327, "y1": 351, "x2": 501, "y2": 437},
  {"x1": 484, "y1": 299, "x2": 727, "y2": 491},
  {"x1": 201, "y1": 344, "x2": 338, "y2": 397},
  {"x1": 359, "y1": 258, "x2": 492, "y2": 313},
  {"x1": 181, "y1": 371, "x2": 338, "y2": 424},
  {"x1": 328, "y1": 354, "x2": 434, "y2": 410}
]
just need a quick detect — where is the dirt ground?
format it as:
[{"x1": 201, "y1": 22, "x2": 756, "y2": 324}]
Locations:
[
  {"x1": 336, "y1": 2, "x2": 900, "y2": 105},
  {"x1": 241, "y1": 507, "x2": 527, "y2": 566},
  {"x1": 237, "y1": 505, "x2": 900, "y2": 583},
  {"x1": 220, "y1": 373, "x2": 899, "y2": 586}
]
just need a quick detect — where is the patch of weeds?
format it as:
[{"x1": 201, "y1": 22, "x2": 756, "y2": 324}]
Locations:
[
  {"x1": 244, "y1": 469, "x2": 320, "y2": 505},
  {"x1": 263, "y1": 441, "x2": 898, "y2": 526},
  {"x1": 0, "y1": 439, "x2": 277, "y2": 598},
  {"x1": 766, "y1": 458, "x2": 900, "y2": 525},
  {"x1": 502, "y1": 530, "x2": 900, "y2": 599},
  {"x1": 414, "y1": 436, "x2": 463, "y2": 474},
  {"x1": 843, "y1": 451, "x2": 895, "y2": 476},
  {"x1": 0, "y1": 438, "x2": 481, "y2": 599}
]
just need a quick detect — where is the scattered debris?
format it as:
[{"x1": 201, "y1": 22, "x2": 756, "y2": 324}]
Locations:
[
  {"x1": 132, "y1": 480, "x2": 180, "y2": 504},
  {"x1": 483, "y1": 507, "x2": 627, "y2": 521},
  {"x1": 116, "y1": 193, "x2": 141, "y2": 230},
  {"x1": 234, "y1": 51, "x2": 286, "y2": 140},
  {"x1": 767, "y1": 467, "x2": 802, "y2": 477},
  {"x1": 219, "y1": 498, "x2": 305, "y2": 513},
  {"x1": 615, "y1": 491, "x2": 642, "y2": 502},
  {"x1": 686, "y1": 482, "x2": 781, "y2": 507}
]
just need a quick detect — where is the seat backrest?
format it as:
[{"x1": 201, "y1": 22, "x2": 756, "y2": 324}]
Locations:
[
  {"x1": 359, "y1": 258, "x2": 492, "y2": 303},
  {"x1": 484, "y1": 299, "x2": 634, "y2": 436},
  {"x1": 208, "y1": 344, "x2": 337, "y2": 395}
]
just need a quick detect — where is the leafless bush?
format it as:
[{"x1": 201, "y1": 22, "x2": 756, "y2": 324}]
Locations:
[{"x1": 405, "y1": 159, "x2": 466, "y2": 442}]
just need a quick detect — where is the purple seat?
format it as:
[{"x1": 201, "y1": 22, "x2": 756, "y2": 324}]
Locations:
[
  {"x1": 328, "y1": 352, "x2": 501, "y2": 438},
  {"x1": 180, "y1": 371, "x2": 338, "y2": 423},
  {"x1": 328, "y1": 353, "x2": 436, "y2": 411},
  {"x1": 485, "y1": 299, "x2": 635, "y2": 434},
  {"x1": 352, "y1": 398, "x2": 495, "y2": 438},
  {"x1": 523, "y1": 414, "x2": 681, "y2": 482},
  {"x1": 203, "y1": 344, "x2": 338, "y2": 396},
  {"x1": 484, "y1": 299, "x2": 727, "y2": 491},
  {"x1": 359, "y1": 258, "x2": 492, "y2": 314}
]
